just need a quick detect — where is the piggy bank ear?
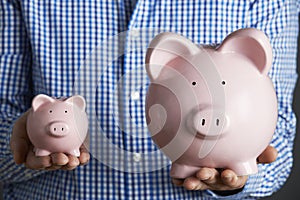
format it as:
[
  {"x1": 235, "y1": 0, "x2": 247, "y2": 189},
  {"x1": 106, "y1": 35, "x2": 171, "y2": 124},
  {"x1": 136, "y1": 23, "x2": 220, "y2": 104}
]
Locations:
[
  {"x1": 66, "y1": 95, "x2": 86, "y2": 111},
  {"x1": 218, "y1": 28, "x2": 273, "y2": 75},
  {"x1": 32, "y1": 94, "x2": 55, "y2": 111},
  {"x1": 145, "y1": 32, "x2": 200, "y2": 81}
]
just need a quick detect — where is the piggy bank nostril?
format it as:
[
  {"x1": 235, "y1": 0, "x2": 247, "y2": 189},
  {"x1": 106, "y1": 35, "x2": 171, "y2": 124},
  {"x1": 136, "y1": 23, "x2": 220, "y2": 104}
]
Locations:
[
  {"x1": 201, "y1": 118, "x2": 205, "y2": 126},
  {"x1": 48, "y1": 123, "x2": 69, "y2": 136},
  {"x1": 216, "y1": 118, "x2": 220, "y2": 126},
  {"x1": 200, "y1": 118, "x2": 221, "y2": 127}
]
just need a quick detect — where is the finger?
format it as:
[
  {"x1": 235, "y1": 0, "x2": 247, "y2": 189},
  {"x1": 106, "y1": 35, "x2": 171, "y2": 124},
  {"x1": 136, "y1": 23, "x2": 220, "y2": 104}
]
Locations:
[
  {"x1": 79, "y1": 145, "x2": 90, "y2": 165},
  {"x1": 10, "y1": 111, "x2": 31, "y2": 164},
  {"x1": 45, "y1": 165, "x2": 63, "y2": 171},
  {"x1": 51, "y1": 153, "x2": 69, "y2": 166},
  {"x1": 183, "y1": 176, "x2": 206, "y2": 190},
  {"x1": 221, "y1": 169, "x2": 247, "y2": 189},
  {"x1": 10, "y1": 138, "x2": 29, "y2": 165},
  {"x1": 196, "y1": 168, "x2": 219, "y2": 185},
  {"x1": 257, "y1": 145, "x2": 278, "y2": 163},
  {"x1": 61, "y1": 155, "x2": 80, "y2": 170},
  {"x1": 24, "y1": 149, "x2": 51, "y2": 170},
  {"x1": 172, "y1": 178, "x2": 184, "y2": 186}
]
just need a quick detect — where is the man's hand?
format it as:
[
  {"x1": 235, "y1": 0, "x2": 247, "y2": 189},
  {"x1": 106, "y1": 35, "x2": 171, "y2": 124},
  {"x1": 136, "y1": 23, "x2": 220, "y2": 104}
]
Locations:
[
  {"x1": 172, "y1": 145, "x2": 277, "y2": 191},
  {"x1": 10, "y1": 109, "x2": 90, "y2": 170}
]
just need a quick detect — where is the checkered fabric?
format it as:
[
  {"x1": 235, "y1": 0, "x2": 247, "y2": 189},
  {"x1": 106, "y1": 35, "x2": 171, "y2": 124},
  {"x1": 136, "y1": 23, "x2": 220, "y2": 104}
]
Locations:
[{"x1": 0, "y1": 0, "x2": 299, "y2": 199}]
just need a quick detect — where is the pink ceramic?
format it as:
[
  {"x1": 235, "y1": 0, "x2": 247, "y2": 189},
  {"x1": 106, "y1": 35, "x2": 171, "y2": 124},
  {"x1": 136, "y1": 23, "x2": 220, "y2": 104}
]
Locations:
[
  {"x1": 27, "y1": 94, "x2": 88, "y2": 157},
  {"x1": 145, "y1": 28, "x2": 278, "y2": 178}
]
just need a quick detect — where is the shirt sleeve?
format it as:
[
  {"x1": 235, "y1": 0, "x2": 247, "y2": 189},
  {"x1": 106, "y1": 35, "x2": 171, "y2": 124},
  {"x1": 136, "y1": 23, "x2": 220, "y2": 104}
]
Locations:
[
  {"x1": 0, "y1": 0, "x2": 45, "y2": 183},
  {"x1": 206, "y1": 4, "x2": 299, "y2": 199}
]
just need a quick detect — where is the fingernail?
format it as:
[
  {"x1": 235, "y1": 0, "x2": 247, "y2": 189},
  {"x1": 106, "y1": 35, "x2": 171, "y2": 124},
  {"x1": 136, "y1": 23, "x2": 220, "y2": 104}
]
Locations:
[
  {"x1": 201, "y1": 171, "x2": 212, "y2": 180},
  {"x1": 197, "y1": 169, "x2": 208, "y2": 179},
  {"x1": 224, "y1": 175, "x2": 233, "y2": 182},
  {"x1": 190, "y1": 183, "x2": 197, "y2": 190},
  {"x1": 195, "y1": 184, "x2": 203, "y2": 190}
]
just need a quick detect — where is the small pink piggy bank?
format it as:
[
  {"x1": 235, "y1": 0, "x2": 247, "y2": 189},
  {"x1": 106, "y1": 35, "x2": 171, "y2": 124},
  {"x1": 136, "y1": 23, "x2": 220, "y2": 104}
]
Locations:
[
  {"x1": 27, "y1": 94, "x2": 88, "y2": 157},
  {"x1": 145, "y1": 28, "x2": 278, "y2": 178}
]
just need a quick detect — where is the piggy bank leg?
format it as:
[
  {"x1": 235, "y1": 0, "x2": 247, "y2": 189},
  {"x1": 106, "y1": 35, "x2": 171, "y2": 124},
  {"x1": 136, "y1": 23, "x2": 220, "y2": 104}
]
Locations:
[
  {"x1": 35, "y1": 148, "x2": 51, "y2": 156},
  {"x1": 229, "y1": 159, "x2": 258, "y2": 176},
  {"x1": 170, "y1": 163, "x2": 201, "y2": 179},
  {"x1": 68, "y1": 149, "x2": 80, "y2": 157}
]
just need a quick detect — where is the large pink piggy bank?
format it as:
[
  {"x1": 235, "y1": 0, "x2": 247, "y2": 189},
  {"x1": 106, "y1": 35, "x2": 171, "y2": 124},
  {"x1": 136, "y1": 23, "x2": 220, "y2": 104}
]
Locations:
[
  {"x1": 145, "y1": 28, "x2": 278, "y2": 178},
  {"x1": 27, "y1": 94, "x2": 88, "y2": 157}
]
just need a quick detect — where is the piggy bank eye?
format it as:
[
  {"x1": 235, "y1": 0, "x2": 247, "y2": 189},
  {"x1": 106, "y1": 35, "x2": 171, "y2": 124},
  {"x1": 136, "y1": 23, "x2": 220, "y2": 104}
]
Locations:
[
  {"x1": 192, "y1": 81, "x2": 197, "y2": 86},
  {"x1": 49, "y1": 110, "x2": 53, "y2": 113},
  {"x1": 64, "y1": 110, "x2": 68, "y2": 114},
  {"x1": 221, "y1": 81, "x2": 226, "y2": 85}
]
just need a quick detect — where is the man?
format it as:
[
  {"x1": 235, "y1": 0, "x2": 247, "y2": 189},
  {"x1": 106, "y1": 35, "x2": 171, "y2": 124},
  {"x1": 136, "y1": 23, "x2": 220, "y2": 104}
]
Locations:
[{"x1": 1, "y1": 1, "x2": 298, "y2": 199}]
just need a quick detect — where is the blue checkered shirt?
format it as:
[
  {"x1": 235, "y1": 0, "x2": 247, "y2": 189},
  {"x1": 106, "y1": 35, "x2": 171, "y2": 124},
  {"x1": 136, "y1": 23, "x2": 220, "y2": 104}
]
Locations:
[{"x1": 0, "y1": 0, "x2": 299, "y2": 199}]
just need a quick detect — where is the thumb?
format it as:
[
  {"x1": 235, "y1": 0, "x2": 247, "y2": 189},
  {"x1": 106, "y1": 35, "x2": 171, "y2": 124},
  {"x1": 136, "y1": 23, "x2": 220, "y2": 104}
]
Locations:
[
  {"x1": 257, "y1": 145, "x2": 278, "y2": 164},
  {"x1": 10, "y1": 110, "x2": 31, "y2": 164}
]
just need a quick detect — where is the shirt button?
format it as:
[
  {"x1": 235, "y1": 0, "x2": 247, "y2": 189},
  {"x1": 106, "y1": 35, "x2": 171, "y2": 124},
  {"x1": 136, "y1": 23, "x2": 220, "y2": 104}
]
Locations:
[
  {"x1": 133, "y1": 152, "x2": 142, "y2": 162},
  {"x1": 131, "y1": 29, "x2": 140, "y2": 38},
  {"x1": 131, "y1": 91, "x2": 140, "y2": 100}
]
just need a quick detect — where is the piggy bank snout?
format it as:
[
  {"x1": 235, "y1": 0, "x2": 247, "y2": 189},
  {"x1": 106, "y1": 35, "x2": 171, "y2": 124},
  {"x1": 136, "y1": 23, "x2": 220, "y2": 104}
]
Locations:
[
  {"x1": 48, "y1": 121, "x2": 69, "y2": 137},
  {"x1": 192, "y1": 109, "x2": 230, "y2": 137}
]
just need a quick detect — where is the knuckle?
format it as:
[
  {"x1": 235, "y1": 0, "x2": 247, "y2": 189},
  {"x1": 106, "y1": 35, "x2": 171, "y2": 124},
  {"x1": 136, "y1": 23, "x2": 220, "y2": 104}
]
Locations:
[{"x1": 40, "y1": 158, "x2": 51, "y2": 167}]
